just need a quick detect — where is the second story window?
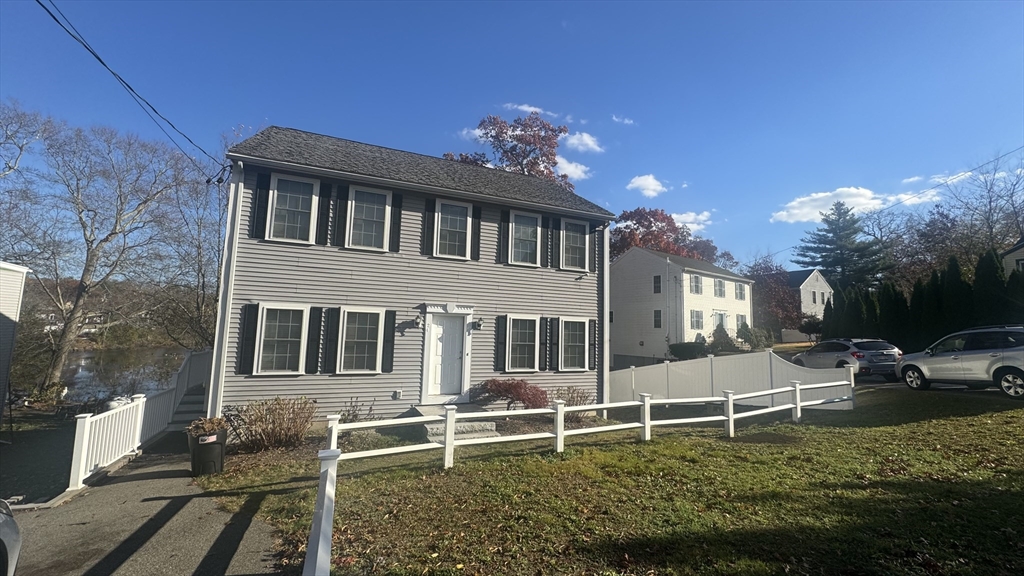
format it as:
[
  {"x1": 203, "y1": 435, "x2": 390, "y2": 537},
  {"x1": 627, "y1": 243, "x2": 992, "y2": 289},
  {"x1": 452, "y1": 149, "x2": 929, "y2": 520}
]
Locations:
[
  {"x1": 653, "y1": 275, "x2": 662, "y2": 294},
  {"x1": 714, "y1": 279, "x2": 726, "y2": 298},
  {"x1": 689, "y1": 274, "x2": 703, "y2": 295},
  {"x1": 347, "y1": 186, "x2": 392, "y2": 250},
  {"x1": 510, "y1": 212, "x2": 540, "y2": 266},
  {"x1": 269, "y1": 174, "x2": 319, "y2": 243},
  {"x1": 735, "y1": 283, "x2": 746, "y2": 300},
  {"x1": 561, "y1": 219, "x2": 589, "y2": 270},
  {"x1": 435, "y1": 200, "x2": 471, "y2": 259},
  {"x1": 812, "y1": 291, "x2": 817, "y2": 304}
]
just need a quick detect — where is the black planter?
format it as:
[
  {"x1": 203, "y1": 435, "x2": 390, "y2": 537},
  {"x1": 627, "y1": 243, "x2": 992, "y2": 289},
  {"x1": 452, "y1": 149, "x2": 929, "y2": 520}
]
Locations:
[{"x1": 187, "y1": 428, "x2": 226, "y2": 476}]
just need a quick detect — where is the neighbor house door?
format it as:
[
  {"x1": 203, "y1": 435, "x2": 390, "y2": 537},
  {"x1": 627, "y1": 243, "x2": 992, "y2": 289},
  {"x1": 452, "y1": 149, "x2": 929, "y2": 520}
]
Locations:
[{"x1": 429, "y1": 314, "x2": 466, "y2": 397}]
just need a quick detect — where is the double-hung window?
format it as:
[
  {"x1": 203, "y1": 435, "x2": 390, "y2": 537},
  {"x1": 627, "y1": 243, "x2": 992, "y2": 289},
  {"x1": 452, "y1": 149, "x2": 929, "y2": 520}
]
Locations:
[
  {"x1": 737, "y1": 314, "x2": 748, "y2": 329},
  {"x1": 510, "y1": 211, "x2": 540, "y2": 266},
  {"x1": 735, "y1": 283, "x2": 746, "y2": 300},
  {"x1": 338, "y1": 308, "x2": 385, "y2": 373},
  {"x1": 561, "y1": 219, "x2": 589, "y2": 270},
  {"x1": 347, "y1": 186, "x2": 392, "y2": 250},
  {"x1": 268, "y1": 174, "x2": 319, "y2": 243},
  {"x1": 256, "y1": 305, "x2": 308, "y2": 374},
  {"x1": 435, "y1": 200, "x2": 472, "y2": 259},
  {"x1": 812, "y1": 291, "x2": 817, "y2": 304},
  {"x1": 506, "y1": 315, "x2": 539, "y2": 371},
  {"x1": 560, "y1": 318, "x2": 588, "y2": 371},
  {"x1": 821, "y1": 291, "x2": 826, "y2": 304},
  {"x1": 713, "y1": 312, "x2": 726, "y2": 329},
  {"x1": 653, "y1": 275, "x2": 662, "y2": 294},
  {"x1": 689, "y1": 274, "x2": 703, "y2": 295},
  {"x1": 690, "y1": 310, "x2": 703, "y2": 330},
  {"x1": 654, "y1": 310, "x2": 662, "y2": 329},
  {"x1": 714, "y1": 279, "x2": 726, "y2": 298}
]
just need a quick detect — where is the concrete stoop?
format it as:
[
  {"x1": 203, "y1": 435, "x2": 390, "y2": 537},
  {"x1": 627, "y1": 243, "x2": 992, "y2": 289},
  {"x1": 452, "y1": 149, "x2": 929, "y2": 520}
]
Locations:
[{"x1": 412, "y1": 404, "x2": 501, "y2": 443}]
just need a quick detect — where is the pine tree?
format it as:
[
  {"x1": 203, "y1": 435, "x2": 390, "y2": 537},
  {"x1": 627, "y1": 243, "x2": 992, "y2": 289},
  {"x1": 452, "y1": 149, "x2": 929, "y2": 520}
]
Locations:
[
  {"x1": 892, "y1": 286, "x2": 911, "y2": 350},
  {"x1": 821, "y1": 298, "x2": 835, "y2": 339},
  {"x1": 1006, "y1": 269, "x2": 1024, "y2": 324},
  {"x1": 792, "y1": 201, "x2": 888, "y2": 287},
  {"x1": 908, "y1": 279, "x2": 926, "y2": 350},
  {"x1": 841, "y1": 287, "x2": 866, "y2": 337},
  {"x1": 877, "y1": 283, "x2": 898, "y2": 343},
  {"x1": 922, "y1": 270, "x2": 944, "y2": 345},
  {"x1": 972, "y1": 250, "x2": 1008, "y2": 326},
  {"x1": 832, "y1": 288, "x2": 847, "y2": 337},
  {"x1": 941, "y1": 256, "x2": 973, "y2": 333},
  {"x1": 864, "y1": 289, "x2": 880, "y2": 337}
]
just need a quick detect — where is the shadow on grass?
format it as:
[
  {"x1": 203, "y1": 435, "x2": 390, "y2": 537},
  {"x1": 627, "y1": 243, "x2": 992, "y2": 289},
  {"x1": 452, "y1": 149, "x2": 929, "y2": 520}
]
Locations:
[
  {"x1": 805, "y1": 386, "x2": 1023, "y2": 429},
  {"x1": 0, "y1": 410, "x2": 76, "y2": 502}
]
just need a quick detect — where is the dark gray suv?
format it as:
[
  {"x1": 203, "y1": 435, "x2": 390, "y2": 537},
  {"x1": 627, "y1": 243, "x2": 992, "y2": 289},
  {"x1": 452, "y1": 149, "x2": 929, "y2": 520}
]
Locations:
[{"x1": 896, "y1": 325, "x2": 1024, "y2": 399}]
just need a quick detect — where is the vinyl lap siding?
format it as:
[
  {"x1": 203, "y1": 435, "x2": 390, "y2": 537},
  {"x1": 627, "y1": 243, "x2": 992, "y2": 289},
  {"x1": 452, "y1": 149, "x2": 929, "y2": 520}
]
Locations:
[{"x1": 221, "y1": 169, "x2": 604, "y2": 417}]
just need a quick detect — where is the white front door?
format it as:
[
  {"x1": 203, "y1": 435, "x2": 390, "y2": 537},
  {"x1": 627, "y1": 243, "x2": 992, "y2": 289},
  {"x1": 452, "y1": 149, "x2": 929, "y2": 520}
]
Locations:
[{"x1": 429, "y1": 315, "x2": 465, "y2": 396}]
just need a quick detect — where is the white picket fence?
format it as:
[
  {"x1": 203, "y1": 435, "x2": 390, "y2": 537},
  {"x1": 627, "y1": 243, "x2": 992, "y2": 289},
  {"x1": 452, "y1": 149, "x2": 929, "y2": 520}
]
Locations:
[{"x1": 301, "y1": 376, "x2": 855, "y2": 575}]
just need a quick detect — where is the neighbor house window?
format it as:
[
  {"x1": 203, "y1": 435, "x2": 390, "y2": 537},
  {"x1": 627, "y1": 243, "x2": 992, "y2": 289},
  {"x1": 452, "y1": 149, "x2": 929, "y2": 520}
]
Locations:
[
  {"x1": 690, "y1": 310, "x2": 703, "y2": 330},
  {"x1": 812, "y1": 291, "x2": 817, "y2": 304},
  {"x1": 689, "y1": 275, "x2": 703, "y2": 295},
  {"x1": 653, "y1": 275, "x2": 662, "y2": 294},
  {"x1": 737, "y1": 314, "x2": 748, "y2": 328},
  {"x1": 507, "y1": 315, "x2": 539, "y2": 371},
  {"x1": 735, "y1": 283, "x2": 746, "y2": 300},
  {"x1": 257, "y1": 305, "x2": 307, "y2": 374},
  {"x1": 435, "y1": 200, "x2": 472, "y2": 258},
  {"x1": 713, "y1": 312, "x2": 726, "y2": 329},
  {"x1": 714, "y1": 279, "x2": 726, "y2": 298},
  {"x1": 561, "y1": 219, "x2": 588, "y2": 270},
  {"x1": 510, "y1": 212, "x2": 540, "y2": 265},
  {"x1": 347, "y1": 186, "x2": 391, "y2": 250},
  {"x1": 822, "y1": 291, "x2": 826, "y2": 304},
  {"x1": 268, "y1": 174, "x2": 319, "y2": 242},
  {"x1": 339, "y1": 309, "x2": 384, "y2": 373},
  {"x1": 654, "y1": 310, "x2": 662, "y2": 329},
  {"x1": 560, "y1": 318, "x2": 588, "y2": 371}
]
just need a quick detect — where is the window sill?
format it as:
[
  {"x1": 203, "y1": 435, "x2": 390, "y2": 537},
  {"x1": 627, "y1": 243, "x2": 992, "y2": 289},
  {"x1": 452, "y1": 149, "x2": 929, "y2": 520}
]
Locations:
[
  {"x1": 559, "y1": 266, "x2": 588, "y2": 273},
  {"x1": 558, "y1": 367, "x2": 588, "y2": 373},
  {"x1": 343, "y1": 244, "x2": 389, "y2": 253},
  {"x1": 335, "y1": 370, "x2": 383, "y2": 376},
  {"x1": 252, "y1": 371, "x2": 304, "y2": 377},
  {"x1": 260, "y1": 237, "x2": 315, "y2": 246},
  {"x1": 433, "y1": 253, "x2": 471, "y2": 261},
  {"x1": 504, "y1": 368, "x2": 538, "y2": 374},
  {"x1": 507, "y1": 261, "x2": 540, "y2": 268}
]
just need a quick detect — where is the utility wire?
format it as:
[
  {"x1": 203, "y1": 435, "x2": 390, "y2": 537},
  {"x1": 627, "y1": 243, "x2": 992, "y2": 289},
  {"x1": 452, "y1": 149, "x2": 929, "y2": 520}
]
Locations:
[{"x1": 34, "y1": 0, "x2": 225, "y2": 179}]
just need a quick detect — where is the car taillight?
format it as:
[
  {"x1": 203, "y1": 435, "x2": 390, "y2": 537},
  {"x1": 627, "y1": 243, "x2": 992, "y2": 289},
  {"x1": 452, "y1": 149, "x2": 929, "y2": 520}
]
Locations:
[
  {"x1": 897, "y1": 349, "x2": 903, "y2": 357},
  {"x1": 851, "y1": 352, "x2": 865, "y2": 359}
]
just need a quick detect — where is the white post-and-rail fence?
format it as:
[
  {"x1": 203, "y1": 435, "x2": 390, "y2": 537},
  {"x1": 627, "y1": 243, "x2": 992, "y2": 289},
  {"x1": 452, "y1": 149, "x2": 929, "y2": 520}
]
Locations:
[{"x1": 302, "y1": 375, "x2": 855, "y2": 575}]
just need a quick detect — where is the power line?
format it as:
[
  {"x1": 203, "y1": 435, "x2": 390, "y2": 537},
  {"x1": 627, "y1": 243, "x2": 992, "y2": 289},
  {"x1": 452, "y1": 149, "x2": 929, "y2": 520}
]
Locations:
[{"x1": 34, "y1": 0, "x2": 225, "y2": 179}]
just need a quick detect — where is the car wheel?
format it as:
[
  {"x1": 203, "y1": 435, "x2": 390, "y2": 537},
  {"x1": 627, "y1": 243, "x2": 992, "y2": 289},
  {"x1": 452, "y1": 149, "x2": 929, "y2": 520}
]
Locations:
[
  {"x1": 903, "y1": 366, "x2": 930, "y2": 390},
  {"x1": 996, "y1": 369, "x2": 1024, "y2": 399}
]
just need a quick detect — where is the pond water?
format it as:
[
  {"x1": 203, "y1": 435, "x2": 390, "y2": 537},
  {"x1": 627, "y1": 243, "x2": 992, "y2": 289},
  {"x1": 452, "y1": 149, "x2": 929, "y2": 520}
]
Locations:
[{"x1": 63, "y1": 347, "x2": 186, "y2": 401}]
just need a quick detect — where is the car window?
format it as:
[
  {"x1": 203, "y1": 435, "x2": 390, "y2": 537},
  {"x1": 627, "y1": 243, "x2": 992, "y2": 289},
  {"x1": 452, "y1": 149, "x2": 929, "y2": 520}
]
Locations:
[
  {"x1": 807, "y1": 344, "x2": 826, "y2": 354},
  {"x1": 854, "y1": 341, "x2": 896, "y2": 351},
  {"x1": 965, "y1": 332, "x2": 1005, "y2": 351},
  {"x1": 820, "y1": 342, "x2": 847, "y2": 353},
  {"x1": 1003, "y1": 331, "x2": 1024, "y2": 349},
  {"x1": 933, "y1": 335, "x2": 967, "y2": 354}
]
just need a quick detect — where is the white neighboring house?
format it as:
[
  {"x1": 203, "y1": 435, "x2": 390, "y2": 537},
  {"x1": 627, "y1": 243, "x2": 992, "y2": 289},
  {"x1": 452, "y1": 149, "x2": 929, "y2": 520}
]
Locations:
[
  {"x1": 1001, "y1": 236, "x2": 1024, "y2": 278},
  {"x1": 780, "y1": 269, "x2": 833, "y2": 343},
  {"x1": 610, "y1": 247, "x2": 753, "y2": 369},
  {"x1": 1, "y1": 261, "x2": 31, "y2": 428}
]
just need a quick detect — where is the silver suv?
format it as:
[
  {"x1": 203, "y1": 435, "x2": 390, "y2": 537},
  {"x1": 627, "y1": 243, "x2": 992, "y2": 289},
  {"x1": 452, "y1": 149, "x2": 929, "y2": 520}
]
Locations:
[
  {"x1": 897, "y1": 325, "x2": 1024, "y2": 399},
  {"x1": 791, "y1": 339, "x2": 902, "y2": 381}
]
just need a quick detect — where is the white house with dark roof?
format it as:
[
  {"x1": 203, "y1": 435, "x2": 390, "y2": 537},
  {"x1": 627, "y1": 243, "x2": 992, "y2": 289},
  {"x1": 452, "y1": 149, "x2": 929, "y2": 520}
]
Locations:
[
  {"x1": 1001, "y1": 237, "x2": 1024, "y2": 278},
  {"x1": 609, "y1": 247, "x2": 753, "y2": 369},
  {"x1": 786, "y1": 269, "x2": 833, "y2": 319},
  {"x1": 206, "y1": 127, "x2": 615, "y2": 418}
]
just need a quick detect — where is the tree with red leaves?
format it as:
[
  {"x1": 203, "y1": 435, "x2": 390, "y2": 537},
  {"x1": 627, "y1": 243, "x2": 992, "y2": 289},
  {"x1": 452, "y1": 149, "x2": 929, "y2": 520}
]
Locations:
[
  {"x1": 609, "y1": 207, "x2": 738, "y2": 270},
  {"x1": 444, "y1": 112, "x2": 573, "y2": 192},
  {"x1": 744, "y1": 254, "x2": 803, "y2": 338}
]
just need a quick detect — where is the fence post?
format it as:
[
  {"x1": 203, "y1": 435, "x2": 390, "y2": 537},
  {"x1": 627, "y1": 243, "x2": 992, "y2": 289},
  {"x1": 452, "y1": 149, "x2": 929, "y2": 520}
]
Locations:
[
  {"x1": 131, "y1": 394, "x2": 147, "y2": 450},
  {"x1": 846, "y1": 364, "x2": 857, "y2": 408},
  {"x1": 326, "y1": 415, "x2": 341, "y2": 450},
  {"x1": 553, "y1": 400, "x2": 565, "y2": 453},
  {"x1": 630, "y1": 366, "x2": 636, "y2": 400},
  {"x1": 303, "y1": 449, "x2": 341, "y2": 576},
  {"x1": 639, "y1": 393, "x2": 652, "y2": 442},
  {"x1": 664, "y1": 360, "x2": 671, "y2": 398},
  {"x1": 708, "y1": 354, "x2": 715, "y2": 396},
  {"x1": 723, "y1": 390, "x2": 735, "y2": 438},
  {"x1": 791, "y1": 381, "x2": 802, "y2": 423},
  {"x1": 443, "y1": 405, "x2": 458, "y2": 469},
  {"x1": 68, "y1": 414, "x2": 93, "y2": 490}
]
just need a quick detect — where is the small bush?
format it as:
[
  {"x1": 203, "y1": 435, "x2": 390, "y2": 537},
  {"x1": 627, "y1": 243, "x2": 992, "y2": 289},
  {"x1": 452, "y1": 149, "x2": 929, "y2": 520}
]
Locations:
[
  {"x1": 737, "y1": 322, "x2": 775, "y2": 350},
  {"x1": 669, "y1": 342, "x2": 706, "y2": 360},
  {"x1": 469, "y1": 378, "x2": 548, "y2": 410},
  {"x1": 550, "y1": 386, "x2": 595, "y2": 423},
  {"x1": 337, "y1": 397, "x2": 378, "y2": 424},
  {"x1": 223, "y1": 396, "x2": 318, "y2": 452},
  {"x1": 708, "y1": 324, "x2": 737, "y2": 354}
]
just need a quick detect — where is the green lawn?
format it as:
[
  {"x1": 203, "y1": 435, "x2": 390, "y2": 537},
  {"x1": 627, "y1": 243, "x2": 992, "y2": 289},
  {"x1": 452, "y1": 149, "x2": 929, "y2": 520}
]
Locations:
[{"x1": 199, "y1": 387, "x2": 1024, "y2": 575}]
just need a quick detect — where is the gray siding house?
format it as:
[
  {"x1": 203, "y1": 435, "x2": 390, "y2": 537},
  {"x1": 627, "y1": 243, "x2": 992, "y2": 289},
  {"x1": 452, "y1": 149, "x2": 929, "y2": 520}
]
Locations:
[{"x1": 206, "y1": 127, "x2": 615, "y2": 418}]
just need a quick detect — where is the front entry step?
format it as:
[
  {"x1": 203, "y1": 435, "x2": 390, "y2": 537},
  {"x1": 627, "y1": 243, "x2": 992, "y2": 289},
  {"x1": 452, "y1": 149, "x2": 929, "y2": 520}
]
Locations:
[{"x1": 412, "y1": 404, "x2": 500, "y2": 443}]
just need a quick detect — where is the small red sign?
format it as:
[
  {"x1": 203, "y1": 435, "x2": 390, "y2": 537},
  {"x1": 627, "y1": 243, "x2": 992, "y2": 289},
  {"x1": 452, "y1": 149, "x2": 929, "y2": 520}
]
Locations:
[{"x1": 199, "y1": 434, "x2": 218, "y2": 444}]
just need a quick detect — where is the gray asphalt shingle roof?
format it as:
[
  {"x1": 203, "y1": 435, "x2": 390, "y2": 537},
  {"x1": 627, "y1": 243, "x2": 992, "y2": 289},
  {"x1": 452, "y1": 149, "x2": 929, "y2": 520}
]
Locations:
[
  {"x1": 786, "y1": 269, "x2": 816, "y2": 288},
  {"x1": 228, "y1": 126, "x2": 614, "y2": 219},
  {"x1": 635, "y1": 247, "x2": 751, "y2": 282}
]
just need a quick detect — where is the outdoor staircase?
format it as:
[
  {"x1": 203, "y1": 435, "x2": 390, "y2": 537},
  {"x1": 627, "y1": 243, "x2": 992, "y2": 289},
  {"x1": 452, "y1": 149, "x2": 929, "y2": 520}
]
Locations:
[
  {"x1": 168, "y1": 386, "x2": 206, "y2": 432},
  {"x1": 412, "y1": 404, "x2": 500, "y2": 443}
]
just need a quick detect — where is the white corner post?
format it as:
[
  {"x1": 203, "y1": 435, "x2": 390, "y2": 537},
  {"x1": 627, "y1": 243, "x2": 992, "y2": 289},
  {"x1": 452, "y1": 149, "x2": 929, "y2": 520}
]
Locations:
[
  {"x1": 630, "y1": 366, "x2": 636, "y2": 400},
  {"x1": 708, "y1": 354, "x2": 716, "y2": 396},
  {"x1": 131, "y1": 394, "x2": 147, "y2": 450},
  {"x1": 639, "y1": 393, "x2": 652, "y2": 442},
  {"x1": 443, "y1": 405, "x2": 458, "y2": 469},
  {"x1": 846, "y1": 364, "x2": 857, "y2": 408},
  {"x1": 553, "y1": 400, "x2": 565, "y2": 453},
  {"x1": 303, "y1": 449, "x2": 341, "y2": 576},
  {"x1": 664, "y1": 360, "x2": 671, "y2": 398},
  {"x1": 723, "y1": 390, "x2": 735, "y2": 438},
  {"x1": 791, "y1": 381, "x2": 802, "y2": 423},
  {"x1": 326, "y1": 415, "x2": 341, "y2": 450},
  {"x1": 68, "y1": 413, "x2": 93, "y2": 490}
]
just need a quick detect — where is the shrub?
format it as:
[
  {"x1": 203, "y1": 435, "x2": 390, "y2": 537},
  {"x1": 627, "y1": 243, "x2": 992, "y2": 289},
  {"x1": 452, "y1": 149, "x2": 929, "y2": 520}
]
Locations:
[
  {"x1": 223, "y1": 396, "x2": 318, "y2": 452},
  {"x1": 337, "y1": 397, "x2": 378, "y2": 424},
  {"x1": 549, "y1": 386, "x2": 595, "y2": 423},
  {"x1": 469, "y1": 378, "x2": 548, "y2": 410},
  {"x1": 708, "y1": 323, "x2": 737, "y2": 354},
  {"x1": 736, "y1": 322, "x2": 775, "y2": 350},
  {"x1": 669, "y1": 342, "x2": 706, "y2": 360},
  {"x1": 798, "y1": 316, "x2": 823, "y2": 343}
]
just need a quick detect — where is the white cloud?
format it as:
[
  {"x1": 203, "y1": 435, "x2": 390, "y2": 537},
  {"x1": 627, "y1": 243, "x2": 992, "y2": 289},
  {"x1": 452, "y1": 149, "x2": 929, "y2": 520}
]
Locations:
[
  {"x1": 672, "y1": 211, "x2": 713, "y2": 232},
  {"x1": 626, "y1": 174, "x2": 667, "y2": 198},
  {"x1": 565, "y1": 115, "x2": 574, "y2": 123},
  {"x1": 680, "y1": 181, "x2": 690, "y2": 189},
  {"x1": 563, "y1": 132, "x2": 604, "y2": 153},
  {"x1": 503, "y1": 103, "x2": 558, "y2": 117},
  {"x1": 901, "y1": 176, "x2": 923, "y2": 184},
  {"x1": 612, "y1": 114, "x2": 635, "y2": 125},
  {"x1": 555, "y1": 156, "x2": 591, "y2": 181},
  {"x1": 770, "y1": 186, "x2": 942, "y2": 223},
  {"x1": 580, "y1": 119, "x2": 589, "y2": 125},
  {"x1": 458, "y1": 127, "x2": 483, "y2": 141},
  {"x1": 929, "y1": 171, "x2": 972, "y2": 185}
]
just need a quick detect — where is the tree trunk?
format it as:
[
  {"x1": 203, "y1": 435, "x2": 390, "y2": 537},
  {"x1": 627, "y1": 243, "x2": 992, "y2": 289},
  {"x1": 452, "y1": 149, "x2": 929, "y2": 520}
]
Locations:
[{"x1": 40, "y1": 258, "x2": 96, "y2": 391}]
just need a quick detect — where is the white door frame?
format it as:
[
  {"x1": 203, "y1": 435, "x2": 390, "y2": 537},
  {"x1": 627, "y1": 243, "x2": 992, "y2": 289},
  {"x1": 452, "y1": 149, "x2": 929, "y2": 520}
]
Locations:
[{"x1": 420, "y1": 302, "x2": 475, "y2": 404}]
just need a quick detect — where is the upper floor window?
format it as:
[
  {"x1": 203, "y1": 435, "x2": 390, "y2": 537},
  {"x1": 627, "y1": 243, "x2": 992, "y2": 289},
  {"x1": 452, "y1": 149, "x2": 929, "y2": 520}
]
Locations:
[
  {"x1": 689, "y1": 275, "x2": 703, "y2": 295},
  {"x1": 339, "y1": 308, "x2": 385, "y2": 373},
  {"x1": 822, "y1": 291, "x2": 826, "y2": 304},
  {"x1": 560, "y1": 318, "x2": 588, "y2": 371},
  {"x1": 347, "y1": 186, "x2": 392, "y2": 250},
  {"x1": 812, "y1": 291, "x2": 817, "y2": 304},
  {"x1": 506, "y1": 315, "x2": 539, "y2": 371},
  {"x1": 653, "y1": 275, "x2": 662, "y2": 294},
  {"x1": 435, "y1": 200, "x2": 472, "y2": 259},
  {"x1": 654, "y1": 309, "x2": 662, "y2": 329},
  {"x1": 510, "y1": 211, "x2": 540, "y2": 266},
  {"x1": 561, "y1": 219, "x2": 589, "y2": 270},
  {"x1": 735, "y1": 283, "x2": 746, "y2": 300},
  {"x1": 714, "y1": 279, "x2": 726, "y2": 298},
  {"x1": 690, "y1": 309, "x2": 703, "y2": 330},
  {"x1": 268, "y1": 174, "x2": 319, "y2": 243},
  {"x1": 256, "y1": 305, "x2": 308, "y2": 374}
]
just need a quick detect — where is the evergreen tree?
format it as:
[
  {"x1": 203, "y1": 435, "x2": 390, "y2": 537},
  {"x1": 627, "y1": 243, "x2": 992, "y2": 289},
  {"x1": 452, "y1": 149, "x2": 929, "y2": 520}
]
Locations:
[
  {"x1": 821, "y1": 298, "x2": 836, "y2": 339},
  {"x1": 792, "y1": 201, "x2": 888, "y2": 287},
  {"x1": 941, "y1": 256, "x2": 973, "y2": 333},
  {"x1": 908, "y1": 279, "x2": 926, "y2": 350},
  {"x1": 1007, "y1": 269, "x2": 1024, "y2": 324},
  {"x1": 832, "y1": 288, "x2": 848, "y2": 336},
  {"x1": 892, "y1": 286, "x2": 911, "y2": 350},
  {"x1": 877, "y1": 283, "x2": 899, "y2": 343},
  {"x1": 841, "y1": 287, "x2": 866, "y2": 337},
  {"x1": 922, "y1": 270, "x2": 944, "y2": 345},
  {"x1": 864, "y1": 290, "x2": 880, "y2": 337},
  {"x1": 972, "y1": 250, "x2": 1008, "y2": 326}
]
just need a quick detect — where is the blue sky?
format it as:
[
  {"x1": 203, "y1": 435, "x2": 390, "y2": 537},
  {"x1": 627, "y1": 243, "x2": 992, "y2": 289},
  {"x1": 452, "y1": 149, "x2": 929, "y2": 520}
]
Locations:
[{"x1": 2, "y1": 1, "x2": 1022, "y2": 266}]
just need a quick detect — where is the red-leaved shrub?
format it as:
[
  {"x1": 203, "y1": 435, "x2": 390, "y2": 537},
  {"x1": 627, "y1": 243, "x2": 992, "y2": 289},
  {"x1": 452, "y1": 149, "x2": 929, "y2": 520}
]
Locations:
[{"x1": 469, "y1": 378, "x2": 548, "y2": 410}]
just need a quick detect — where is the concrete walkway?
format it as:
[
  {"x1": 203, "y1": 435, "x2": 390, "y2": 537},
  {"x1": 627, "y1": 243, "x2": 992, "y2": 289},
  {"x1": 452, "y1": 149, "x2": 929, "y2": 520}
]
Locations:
[{"x1": 13, "y1": 433, "x2": 280, "y2": 576}]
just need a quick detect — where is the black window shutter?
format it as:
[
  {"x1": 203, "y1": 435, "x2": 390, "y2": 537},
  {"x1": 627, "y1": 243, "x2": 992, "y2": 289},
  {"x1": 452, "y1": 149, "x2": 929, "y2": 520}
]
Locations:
[
  {"x1": 540, "y1": 217, "x2": 550, "y2": 268},
  {"x1": 315, "y1": 185, "x2": 332, "y2": 246},
  {"x1": 588, "y1": 319, "x2": 598, "y2": 371},
  {"x1": 389, "y1": 193, "x2": 403, "y2": 253},
  {"x1": 237, "y1": 303, "x2": 260, "y2": 375},
  {"x1": 305, "y1": 307, "x2": 323, "y2": 374},
  {"x1": 422, "y1": 198, "x2": 436, "y2": 256},
  {"x1": 494, "y1": 315, "x2": 507, "y2": 372},
  {"x1": 498, "y1": 210, "x2": 510, "y2": 263},
  {"x1": 323, "y1": 308, "x2": 341, "y2": 373},
  {"x1": 470, "y1": 206, "x2": 482, "y2": 261},
  {"x1": 538, "y1": 317, "x2": 549, "y2": 371},
  {"x1": 250, "y1": 173, "x2": 271, "y2": 239},
  {"x1": 331, "y1": 187, "x2": 348, "y2": 247},
  {"x1": 549, "y1": 317, "x2": 560, "y2": 371},
  {"x1": 551, "y1": 217, "x2": 562, "y2": 269},
  {"x1": 589, "y1": 225, "x2": 599, "y2": 273},
  {"x1": 381, "y1": 310, "x2": 397, "y2": 373}
]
